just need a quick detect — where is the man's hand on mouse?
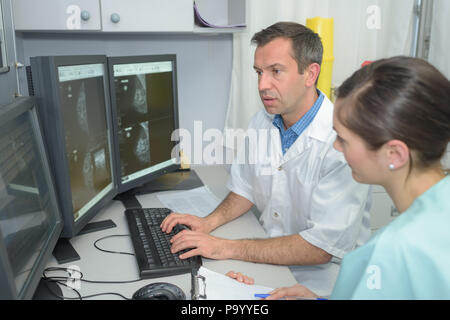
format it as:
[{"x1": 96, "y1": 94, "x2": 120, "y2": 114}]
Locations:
[{"x1": 160, "y1": 212, "x2": 213, "y2": 234}]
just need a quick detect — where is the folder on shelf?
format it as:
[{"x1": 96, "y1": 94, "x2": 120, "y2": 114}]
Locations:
[{"x1": 194, "y1": 1, "x2": 246, "y2": 28}]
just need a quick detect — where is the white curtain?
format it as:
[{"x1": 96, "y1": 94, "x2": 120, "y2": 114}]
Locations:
[
  {"x1": 428, "y1": 0, "x2": 450, "y2": 156},
  {"x1": 428, "y1": 0, "x2": 450, "y2": 80},
  {"x1": 225, "y1": 0, "x2": 415, "y2": 131}
]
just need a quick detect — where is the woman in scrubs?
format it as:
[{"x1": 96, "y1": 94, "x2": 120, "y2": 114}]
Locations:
[{"x1": 229, "y1": 56, "x2": 450, "y2": 299}]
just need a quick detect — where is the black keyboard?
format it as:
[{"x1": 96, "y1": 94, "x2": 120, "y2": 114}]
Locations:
[{"x1": 125, "y1": 207, "x2": 202, "y2": 279}]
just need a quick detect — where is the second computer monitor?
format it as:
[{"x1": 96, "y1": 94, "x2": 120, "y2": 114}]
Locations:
[
  {"x1": 30, "y1": 55, "x2": 116, "y2": 238},
  {"x1": 108, "y1": 55, "x2": 180, "y2": 193}
]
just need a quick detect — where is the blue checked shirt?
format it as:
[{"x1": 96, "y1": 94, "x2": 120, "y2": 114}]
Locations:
[{"x1": 272, "y1": 90, "x2": 324, "y2": 154}]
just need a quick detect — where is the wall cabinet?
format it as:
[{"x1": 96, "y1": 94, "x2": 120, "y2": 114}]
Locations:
[
  {"x1": 369, "y1": 145, "x2": 450, "y2": 232},
  {"x1": 13, "y1": 0, "x2": 102, "y2": 31},
  {"x1": 442, "y1": 146, "x2": 450, "y2": 170},
  {"x1": 13, "y1": 0, "x2": 246, "y2": 33},
  {"x1": 100, "y1": 0, "x2": 193, "y2": 32},
  {"x1": 370, "y1": 186, "x2": 398, "y2": 231}
]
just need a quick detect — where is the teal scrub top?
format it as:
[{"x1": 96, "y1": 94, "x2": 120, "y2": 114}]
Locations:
[{"x1": 331, "y1": 175, "x2": 450, "y2": 299}]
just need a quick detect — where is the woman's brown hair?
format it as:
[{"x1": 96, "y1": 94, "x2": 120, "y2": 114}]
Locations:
[{"x1": 336, "y1": 56, "x2": 450, "y2": 171}]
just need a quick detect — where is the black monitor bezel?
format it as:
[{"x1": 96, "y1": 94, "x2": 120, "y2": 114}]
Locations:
[
  {"x1": 30, "y1": 55, "x2": 117, "y2": 238},
  {"x1": 0, "y1": 97, "x2": 63, "y2": 299},
  {"x1": 107, "y1": 54, "x2": 180, "y2": 194}
]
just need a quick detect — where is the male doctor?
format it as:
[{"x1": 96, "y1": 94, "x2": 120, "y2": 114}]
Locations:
[{"x1": 161, "y1": 22, "x2": 372, "y2": 296}]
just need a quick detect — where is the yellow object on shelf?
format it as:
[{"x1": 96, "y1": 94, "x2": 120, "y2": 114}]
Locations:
[
  {"x1": 306, "y1": 17, "x2": 334, "y2": 100},
  {"x1": 179, "y1": 150, "x2": 191, "y2": 170}
]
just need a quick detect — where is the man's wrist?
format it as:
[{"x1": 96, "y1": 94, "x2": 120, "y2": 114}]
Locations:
[
  {"x1": 203, "y1": 213, "x2": 222, "y2": 233},
  {"x1": 222, "y1": 239, "x2": 240, "y2": 260}
]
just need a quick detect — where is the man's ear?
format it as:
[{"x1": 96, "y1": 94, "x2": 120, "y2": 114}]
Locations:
[
  {"x1": 385, "y1": 139, "x2": 410, "y2": 170},
  {"x1": 305, "y1": 63, "x2": 321, "y2": 87}
]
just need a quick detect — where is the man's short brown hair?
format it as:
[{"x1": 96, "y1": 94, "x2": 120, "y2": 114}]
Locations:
[{"x1": 251, "y1": 21, "x2": 323, "y2": 74}]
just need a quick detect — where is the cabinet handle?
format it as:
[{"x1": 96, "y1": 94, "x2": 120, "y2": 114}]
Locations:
[
  {"x1": 80, "y1": 10, "x2": 90, "y2": 21},
  {"x1": 110, "y1": 13, "x2": 121, "y2": 23},
  {"x1": 390, "y1": 206, "x2": 400, "y2": 217}
]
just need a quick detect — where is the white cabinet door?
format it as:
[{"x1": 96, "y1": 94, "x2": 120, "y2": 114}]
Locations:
[
  {"x1": 442, "y1": 148, "x2": 450, "y2": 170},
  {"x1": 101, "y1": 0, "x2": 193, "y2": 32},
  {"x1": 370, "y1": 192, "x2": 398, "y2": 231},
  {"x1": 13, "y1": 0, "x2": 101, "y2": 31}
]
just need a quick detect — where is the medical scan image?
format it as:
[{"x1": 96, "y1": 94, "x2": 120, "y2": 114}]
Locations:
[
  {"x1": 114, "y1": 70, "x2": 176, "y2": 180},
  {"x1": 59, "y1": 76, "x2": 113, "y2": 218},
  {"x1": 118, "y1": 122, "x2": 151, "y2": 180}
]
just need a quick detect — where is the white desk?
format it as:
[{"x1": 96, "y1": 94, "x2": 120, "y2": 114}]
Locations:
[{"x1": 45, "y1": 165, "x2": 297, "y2": 300}]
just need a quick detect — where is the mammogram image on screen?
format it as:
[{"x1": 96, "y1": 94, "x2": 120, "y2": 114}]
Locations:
[
  {"x1": 115, "y1": 74, "x2": 149, "y2": 129},
  {"x1": 119, "y1": 122, "x2": 151, "y2": 180},
  {"x1": 131, "y1": 74, "x2": 148, "y2": 115},
  {"x1": 58, "y1": 75, "x2": 112, "y2": 218},
  {"x1": 114, "y1": 70, "x2": 176, "y2": 181}
]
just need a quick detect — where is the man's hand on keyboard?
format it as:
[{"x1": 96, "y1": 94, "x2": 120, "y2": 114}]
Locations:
[
  {"x1": 160, "y1": 212, "x2": 212, "y2": 234},
  {"x1": 169, "y1": 229, "x2": 232, "y2": 260}
]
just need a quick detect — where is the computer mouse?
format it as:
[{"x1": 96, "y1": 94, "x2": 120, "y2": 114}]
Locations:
[
  {"x1": 132, "y1": 282, "x2": 186, "y2": 300},
  {"x1": 174, "y1": 223, "x2": 190, "y2": 232}
]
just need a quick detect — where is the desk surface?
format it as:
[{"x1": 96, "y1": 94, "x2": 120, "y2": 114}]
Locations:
[{"x1": 46, "y1": 165, "x2": 297, "y2": 300}]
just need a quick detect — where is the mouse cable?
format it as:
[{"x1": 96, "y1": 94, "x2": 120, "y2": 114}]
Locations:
[
  {"x1": 93, "y1": 234, "x2": 135, "y2": 256},
  {"x1": 42, "y1": 267, "x2": 141, "y2": 300},
  {"x1": 41, "y1": 233, "x2": 141, "y2": 300},
  {"x1": 43, "y1": 266, "x2": 142, "y2": 284},
  {"x1": 42, "y1": 278, "x2": 131, "y2": 300}
]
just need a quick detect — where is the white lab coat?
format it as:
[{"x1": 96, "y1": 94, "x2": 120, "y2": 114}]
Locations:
[{"x1": 227, "y1": 94, "x2": 372, "y2": 297}]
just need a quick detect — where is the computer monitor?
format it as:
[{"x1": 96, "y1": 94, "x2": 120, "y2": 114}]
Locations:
[
  {"x1": 30, "y1": 55, "x2": 116, "y2": 238},
  {"x1": 108, "y1": 55, "x2": 180, "y2": 194},
  {"x1": 0, "y1": 97, "x2": 63, "y2": 299}
]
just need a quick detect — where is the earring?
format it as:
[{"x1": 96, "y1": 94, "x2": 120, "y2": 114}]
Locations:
[{"x1": 388, "y1": 164, "x2": 395, "y2": 170}]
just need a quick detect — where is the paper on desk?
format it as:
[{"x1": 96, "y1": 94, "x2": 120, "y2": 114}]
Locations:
[
  {"x1": 156, "y1": 186, "x2": 221, "y2": 217},
  {"x1": 196, "y1": 266, "x2": 273, "y2": 300}
]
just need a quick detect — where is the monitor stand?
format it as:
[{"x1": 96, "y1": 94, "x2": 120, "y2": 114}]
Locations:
[
  {"x1": 32, "y1": 278, "x2": 64, "y2": 300},
  {"x1": 52, "y1": 219, "x2": 116, "y2": 264},
  {"x1": 129, "y1": 169, "x2": 204, "y2": 195}
]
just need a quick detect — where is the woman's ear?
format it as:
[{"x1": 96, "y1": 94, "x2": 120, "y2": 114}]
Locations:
[
  {"x1": 385, "y1": 139, "x2": 410, "y2": 170},
  {"x1": 305, "y1": 63, "x2": 321, "y2": 87}
]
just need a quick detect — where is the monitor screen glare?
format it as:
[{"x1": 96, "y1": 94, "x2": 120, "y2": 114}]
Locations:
[
  {"x1": 57, "y1": 63, "x2": 114, "y2": 221},
  {"x1": 0, "y1": 102, "x2": 61, "y2": 298}
]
